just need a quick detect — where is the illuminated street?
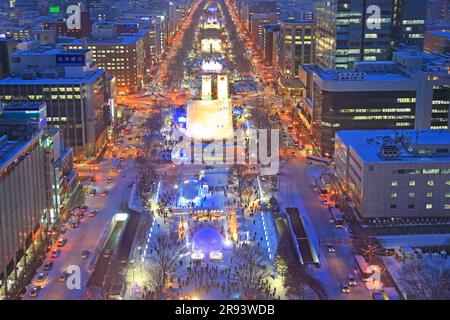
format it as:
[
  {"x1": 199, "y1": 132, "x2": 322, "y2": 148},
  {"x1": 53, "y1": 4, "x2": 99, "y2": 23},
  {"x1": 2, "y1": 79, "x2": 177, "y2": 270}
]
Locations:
[{"x1": 2, "y1": 0, "x2": 448, "y2": 306}]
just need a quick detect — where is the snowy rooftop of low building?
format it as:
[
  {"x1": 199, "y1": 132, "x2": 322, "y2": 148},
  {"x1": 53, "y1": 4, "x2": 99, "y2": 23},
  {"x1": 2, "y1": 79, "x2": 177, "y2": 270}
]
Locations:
[
  {"x1": 337, "y1": 129, "x2": 450, "y2": 163},
  {"x1": 0, "y1": 69, "x2": 105, "y2": 85},
  {"x1": 69, "y1": 34, "x2": 142, "y2": 46},
  {"x1": 426, "y1": 29, "x2": 450, "y2": 40}
]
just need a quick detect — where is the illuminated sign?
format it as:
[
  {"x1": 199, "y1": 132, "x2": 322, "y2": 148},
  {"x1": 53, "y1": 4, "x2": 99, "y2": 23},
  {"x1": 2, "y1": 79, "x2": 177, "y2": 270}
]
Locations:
[
  {"x1": 49, "y1": 6, "x2": 60, "y2": 13},
  {"x1": 56, "y1": 53, "x2": 85, "y2": 66}
]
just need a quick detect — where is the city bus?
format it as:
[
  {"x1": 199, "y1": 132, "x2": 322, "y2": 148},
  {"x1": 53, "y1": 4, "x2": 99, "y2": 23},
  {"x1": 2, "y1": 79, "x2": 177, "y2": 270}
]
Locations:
[
  {"x1": 306, "y1": 155, "x2": 332, "y2": 166},
  {"x1": 329, "y1": 207, "x2": 344, "y2": 227},
  {"x1": 315, "y1": 178, "x2": 328, "y2": 196},
  {"x1": 111, "y1": 158, "x2": 121, "y2": 173}
]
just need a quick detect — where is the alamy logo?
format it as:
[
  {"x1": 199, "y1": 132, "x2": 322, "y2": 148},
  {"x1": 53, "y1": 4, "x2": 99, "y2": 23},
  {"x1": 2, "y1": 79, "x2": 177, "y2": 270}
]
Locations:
[
  {"x1": 66, "y1": 265, "x2": 81, "y2": 290},
  {"x1": 66, "y1": 4, "x2": 81, "y2": 30},
  {"x1": 170, "y1": 128, "x2": 279, "y2": 175},
  {"x1": 366, "y1": 5, "x2": 381, "y2": 30}
]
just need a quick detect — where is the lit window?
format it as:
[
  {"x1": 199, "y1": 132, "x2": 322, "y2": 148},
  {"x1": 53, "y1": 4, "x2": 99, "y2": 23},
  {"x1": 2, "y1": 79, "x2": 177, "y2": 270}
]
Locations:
[
  {"x1": 391, "y1": 192, "x2": 397, "y2": 198},
  {"x1": 426, "y1": 204, "x2": 432, "y2": 210},
  {"x1": 408, "y1": 192, "x2": 415, "y2": 198},
  {"x1": 427, "y1": 192, "x2": 433, "y2": 198},
  {"x1": 427, "y1": 180, "x2": 434, "y2": 187},
  {"x1": 409, "y1": 181, "x2": 416, "y2": 186},
  {"x1": 391, "y1": 181, "x2": 398, "y2": 187}
]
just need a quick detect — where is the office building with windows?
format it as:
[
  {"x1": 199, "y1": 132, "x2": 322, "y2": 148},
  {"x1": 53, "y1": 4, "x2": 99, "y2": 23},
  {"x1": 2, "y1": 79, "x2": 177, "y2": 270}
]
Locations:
[
  {"x1": 0, "y1": 37, "x2": 16, "y2": 79},
  {"x1": 64, "y1": 24, "x2": 146, "y2": 94},
  {"x1": 335, "y1": 129, "x2": 450, "y2": 223},
  {"x1": 0, "y1": 112, "x2": 47, "y2": 296},
  {"x1": 424, "y1": 29, "x2": 450, "y2": 55},
  {"x1": 261, "y1": 23, "x2": 279, "y2": 66},
  {"x1": 0, "y1": 100, "x2": 79, "y2": 296},
  {"x1": 298, "y1": 49, "x2": 450, "y2": 156},
  {"x1": 315, "y1": 0, "x2": 426, "y2": 70},
  {"x1": 277, "y1": 18, "x2": 314, "y2": 95},
  {"x1": 0, "y1": 49, "x2": 112, "y2": 158}
]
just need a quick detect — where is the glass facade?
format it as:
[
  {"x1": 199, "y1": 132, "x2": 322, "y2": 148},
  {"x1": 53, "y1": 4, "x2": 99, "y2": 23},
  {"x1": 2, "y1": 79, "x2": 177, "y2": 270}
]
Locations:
[{"x1": 316, "y1": 0, "x2": 426, "y2": 69}]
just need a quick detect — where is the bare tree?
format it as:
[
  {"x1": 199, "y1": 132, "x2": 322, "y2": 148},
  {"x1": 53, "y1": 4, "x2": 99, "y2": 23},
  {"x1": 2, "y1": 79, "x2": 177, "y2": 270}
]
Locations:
[
  {"x1": 360, "y1": 239, "x2": 385, "y2": 264},
  {"x1": 232, "y1": 243, "x2": 270, "y2": 299},
  {"x1": 231, "y1": 165, "x2": 247, "y2": 199},
  {"x1": 268, "y1": 196, "x2": 281, "y2": 214},
  {"x1": 140, "y1": 235, "x2": 185, "y2": 300},
  {"x1": 399, "y1": 259, "x2": 450, "y2": 300}
]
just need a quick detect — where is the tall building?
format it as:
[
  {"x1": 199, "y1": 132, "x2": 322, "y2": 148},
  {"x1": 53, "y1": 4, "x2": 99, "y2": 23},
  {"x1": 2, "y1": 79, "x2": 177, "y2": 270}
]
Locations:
[
  {"x1": 298, "y1": 49, "x2": 450, "y2": 156},
  {"x1": 42, "y1": 4, "x2": 92, "y2": 38},
  {"x1": 122, "y1": 12, "x2": 167, "y2": 59},
  {"x1": 424, "y1": 29, "x2": 450, "y2": 55},
  {"x1": 316, "y1": 0, "x2": 427, "y2": 70},
  {"x1": 426, "y1": 0, "x2": 449, "y2": 24},
  {"x1": 249, "y1": 11, "x2": 278, "y2": 48},
  {"x1": 0, "y1": 101, "x2": 78, "y2": 297},
  {"x1": 0, "y1": 101, "x2": 79, "y2": 221},
  {"x1": 0, "y1": 119, "x2": 47, "y2": 296},
  {"x1": 335, "y1": 129, "x2": 450, "y2": 224},
  {"x1": 0, "y1": 49, "x2": 112, "y2": 157},
  {"x1": 391, "y1": 0, "x2": 427, "y2": 49},
  {"x1": 243, "y1": 0, "x2": 280, "y2": 46},
  {"x1": 261, "y1": 23, "x2": 279, "y2": 66},
  {"x1": 277, "y1": 18, "x2": 314, "y2": 95},
  {"x1": 0, "y1": 26, "x2": 32, "y2": 42},
  {"x1": 64, "y1": 24, "x2": 147, "y2": 93},
  {"x1": 0, "y1": 37, "x2": 16, "y2": 79}
]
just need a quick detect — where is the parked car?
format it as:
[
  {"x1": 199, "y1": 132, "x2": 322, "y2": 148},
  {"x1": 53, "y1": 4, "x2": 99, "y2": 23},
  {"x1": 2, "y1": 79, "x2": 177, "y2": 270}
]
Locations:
[
  {"x1": 348, "y1": 274, "x2": 357, "y2": 286},
  {"x1": 327, "y1": 244, "x2": 336, "y2": 253},
  {"x1": 100, "y1": 190, "x2": 109, "y2": 197},
  {"x1": 341, "y1": 284, "x2": 350, "y2": 293},
  {"x1": 103, "y1": 249, "x2": 112, "y2": 258},
  {"x1": 81, "y1": 250, "x2": 90, "y2": 259},
  {"x1": 36, "y1": 272, "x2": 47, "y2": 283},
  {"x1": 56, "y1": 238, "x2": 67, "y2": 247},
  {"x1": 58, "y1": 272, "x2": 67, "y2": 282},
  {"x1": 51, "y1": 249, "x2": 61, "y2": 258},
  {"x1": 70, "y1": 221, "x2": 79, "y2": 229},
  {"x1": 29, "y1": 286, "x2": 41, "y2": 298},
  {"x1": 43, "y1": 261, "x2": 54, "y2": 271}
]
